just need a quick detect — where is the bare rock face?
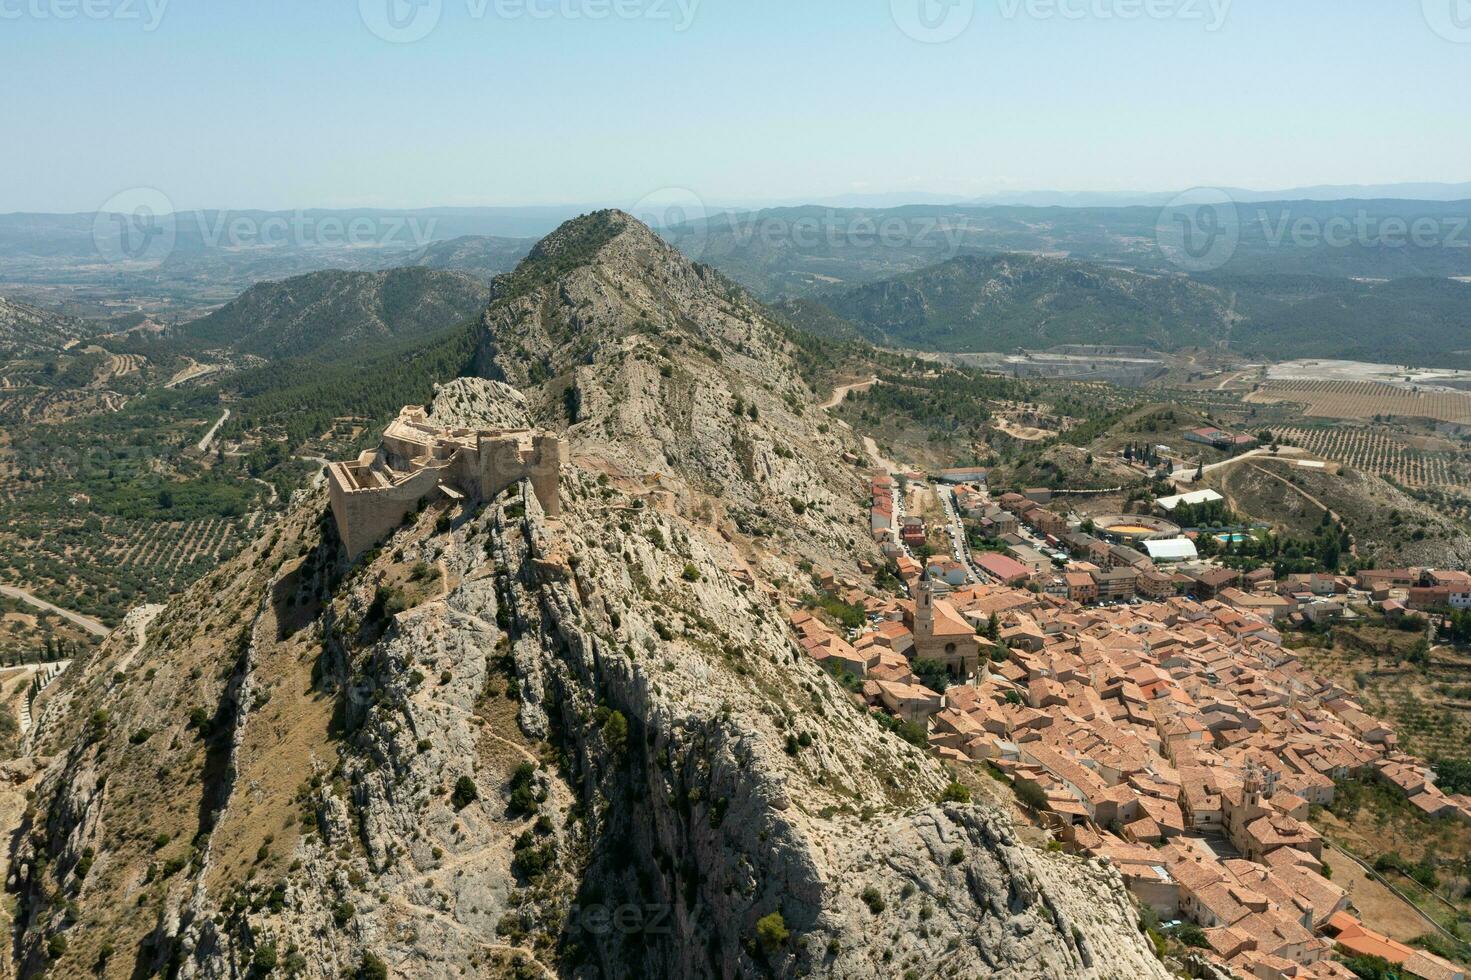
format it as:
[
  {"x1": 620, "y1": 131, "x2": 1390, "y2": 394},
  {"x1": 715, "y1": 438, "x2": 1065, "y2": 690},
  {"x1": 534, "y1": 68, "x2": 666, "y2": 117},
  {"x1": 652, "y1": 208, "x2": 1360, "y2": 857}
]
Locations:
[
  {"x1": 427, "y1": 376, "x2": 534, "y2": 431},
  {"x1": 475, "y1": 209, "x2": 879, "y2": 581},
  {"x1": 3, "y1": 217, "x2": 1171, "y2": 980}
]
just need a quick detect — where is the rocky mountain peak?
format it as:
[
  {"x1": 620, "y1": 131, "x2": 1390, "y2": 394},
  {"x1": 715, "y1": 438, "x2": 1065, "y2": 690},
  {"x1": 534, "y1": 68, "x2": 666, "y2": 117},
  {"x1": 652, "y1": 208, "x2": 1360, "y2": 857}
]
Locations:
[{"x1": 474, "y1": 212, "x2": 877, "y2": 580}]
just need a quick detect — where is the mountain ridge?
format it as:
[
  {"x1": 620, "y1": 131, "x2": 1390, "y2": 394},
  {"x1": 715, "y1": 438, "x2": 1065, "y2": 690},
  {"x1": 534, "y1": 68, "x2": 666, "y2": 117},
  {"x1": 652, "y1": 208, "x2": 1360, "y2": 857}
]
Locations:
[{"x1": 181, "y1": 266, "x2": 490, "y2": 360}]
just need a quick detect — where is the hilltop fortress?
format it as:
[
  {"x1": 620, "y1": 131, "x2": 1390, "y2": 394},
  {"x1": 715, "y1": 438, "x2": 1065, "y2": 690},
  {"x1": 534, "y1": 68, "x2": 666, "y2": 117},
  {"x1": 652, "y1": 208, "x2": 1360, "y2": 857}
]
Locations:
[{"x1": 328, "y1": 405, "x2": 566, "y2": 558}]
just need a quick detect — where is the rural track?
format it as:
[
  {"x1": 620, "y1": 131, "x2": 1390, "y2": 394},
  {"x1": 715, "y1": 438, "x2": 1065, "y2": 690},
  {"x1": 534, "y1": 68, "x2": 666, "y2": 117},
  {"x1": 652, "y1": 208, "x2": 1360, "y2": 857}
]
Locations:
[
  {"x1": 0, "y1": 584, "x2": 109, "y2": 637},
  {"x1": 1170, "y1": 446, "x2": 1303, "y2": 483},
  {"x1": 197, "y1": 408, "x2": 231, "y2": 452},
  {"x1": 384, "y1": 895, "x2": 557, "y2": 980},
  {"x1": 820, "y1": 375, "x2": 879, "y2": 410},
  {"x1": 114, "y1": 604, "x2": 166, "y2": 674},
  {"x1": 1243, "y1": 463, "x2": 1359, "y2": 557}
]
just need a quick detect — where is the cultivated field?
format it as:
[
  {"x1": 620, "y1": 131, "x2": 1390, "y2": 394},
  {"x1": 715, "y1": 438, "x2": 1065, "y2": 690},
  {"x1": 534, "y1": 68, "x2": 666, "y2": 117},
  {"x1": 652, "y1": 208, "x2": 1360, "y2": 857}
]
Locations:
[
  {"x1": 0, "y1": 514, "x2": 252, "y2": 627},
  {"x1": 1293, "y1": 625, "x2": 1471, "y2": 764},
  {"x1": 1248, "y1": 380, "x2": 1471, "y2": 425},
  {"x1": 1271, "y1": 426, "x2": 1470, "y2": 489}
]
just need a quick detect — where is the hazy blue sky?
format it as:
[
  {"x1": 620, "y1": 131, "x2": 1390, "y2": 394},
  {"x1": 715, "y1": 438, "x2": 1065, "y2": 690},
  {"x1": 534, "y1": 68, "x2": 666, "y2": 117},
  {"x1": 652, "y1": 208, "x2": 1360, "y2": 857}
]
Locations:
[{"x1": 3, "y1": 0, "x2": 1468, "y2": 212}]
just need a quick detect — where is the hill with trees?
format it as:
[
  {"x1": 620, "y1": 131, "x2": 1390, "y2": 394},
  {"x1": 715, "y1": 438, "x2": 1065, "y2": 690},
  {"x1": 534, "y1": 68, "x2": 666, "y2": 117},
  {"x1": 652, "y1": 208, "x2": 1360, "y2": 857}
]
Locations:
[{"x1": 180, "y1": 267, "x2": 489, "y2": 361}]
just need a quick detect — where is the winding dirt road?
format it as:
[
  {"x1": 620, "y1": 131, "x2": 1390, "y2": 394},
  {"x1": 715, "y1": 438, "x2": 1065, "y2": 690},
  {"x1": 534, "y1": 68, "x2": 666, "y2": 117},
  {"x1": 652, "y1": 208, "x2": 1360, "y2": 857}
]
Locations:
[{"x1": 820, "y1": 376, "x2": 879, "y2": 410}]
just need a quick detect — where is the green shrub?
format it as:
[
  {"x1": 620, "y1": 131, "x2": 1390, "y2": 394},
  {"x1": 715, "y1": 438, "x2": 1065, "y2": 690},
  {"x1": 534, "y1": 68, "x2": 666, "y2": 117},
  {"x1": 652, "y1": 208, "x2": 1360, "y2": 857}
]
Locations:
[
  {"x1": 602, "y1": 710, "x2": 628, "y2": 754},
  {"x1": 939, "y1": 782, "x2": 971, "y2": 804},
  {"x1": 452, "y1": 776, "x2": 479, "y2": 810},
  {"x1": 755, "y1": 911, "x2": 789, "y2": 951},
  {"x1": 508, "y1": 762, "x2": 538, "y2": 817},
  {"x1": 251, "y1": 941, "x2": 278, "y2": 972},
  {"x1": 357, "y1": 953, "x2": 389, "y2": 980}
]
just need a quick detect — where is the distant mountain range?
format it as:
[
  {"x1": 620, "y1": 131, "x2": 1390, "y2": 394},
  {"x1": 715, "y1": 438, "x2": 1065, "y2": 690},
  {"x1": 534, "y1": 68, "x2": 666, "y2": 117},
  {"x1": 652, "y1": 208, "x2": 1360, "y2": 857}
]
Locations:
[
  {"x1": 955, "y1": 181, "x2": 1471, "y2": 208},
  {"x1": 781, "y1": 252, "x2": 1471, "y2": 367},
  {"x1": 402, "y1": 234, "x2": 535, "y2": 279},
  {"x1": 794, "y1": 253, "x2": 1232, "y2": 352},
  {"x1": 661, "y1": 200, "x2": 1471, "y2": 300}
]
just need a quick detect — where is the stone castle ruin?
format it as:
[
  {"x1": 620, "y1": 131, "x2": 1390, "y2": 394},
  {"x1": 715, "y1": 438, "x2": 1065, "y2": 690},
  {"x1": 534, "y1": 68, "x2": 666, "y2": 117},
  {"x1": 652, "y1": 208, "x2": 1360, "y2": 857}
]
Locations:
[{"x1": 328, "y1": 406, "x2": 566, "y2": 558}]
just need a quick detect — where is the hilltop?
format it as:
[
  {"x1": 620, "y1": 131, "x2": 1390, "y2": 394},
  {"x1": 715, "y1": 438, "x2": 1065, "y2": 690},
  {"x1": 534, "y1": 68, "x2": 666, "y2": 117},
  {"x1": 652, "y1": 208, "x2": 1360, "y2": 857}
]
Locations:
[
  {"x1": 473, "y1": 209, "x2": 887, "y2": 571},
  {"x1": 181, "y1": 267, "x2": 490, "y2": 361}
]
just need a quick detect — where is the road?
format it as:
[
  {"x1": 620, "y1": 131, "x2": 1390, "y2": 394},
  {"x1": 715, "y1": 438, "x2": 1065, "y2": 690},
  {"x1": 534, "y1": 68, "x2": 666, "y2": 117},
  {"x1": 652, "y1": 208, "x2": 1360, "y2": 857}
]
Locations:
[
  {"x1": 863, "y1": 436, "x2": 902, "y2": 477},
  {"x1": 0, "y1": 584, "x2": 110, "y2": 637},
  {"x1": 197, "y1": 408, "x2": 231, "y2": 452},
  {"x1": 165, "y1": 360, "x2": 221, "y2": 389},
  {"x1": 1169, "y1": 446, "x2": 1303, "y2": 483},
  {"x1": 820, "y1": 376, "x2": 879, "y2": 410},
  {"x1": 296, "y1": 454, "x2": 332, "y2": 489},
  {"x1": 936, "y1": 485, "x2": 995, "y2": 585}
]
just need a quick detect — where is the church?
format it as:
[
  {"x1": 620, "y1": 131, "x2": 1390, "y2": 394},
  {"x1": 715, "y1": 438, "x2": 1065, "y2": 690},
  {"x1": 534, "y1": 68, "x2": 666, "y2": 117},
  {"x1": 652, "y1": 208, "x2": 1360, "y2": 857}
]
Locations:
[{"x1": 908, "y1": 576, "x2": 985, "y2": 681}]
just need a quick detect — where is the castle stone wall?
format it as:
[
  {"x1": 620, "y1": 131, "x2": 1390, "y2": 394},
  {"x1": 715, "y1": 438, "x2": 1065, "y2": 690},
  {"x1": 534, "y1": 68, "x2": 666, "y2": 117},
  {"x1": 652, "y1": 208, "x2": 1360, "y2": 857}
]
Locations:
[{"x1": 327, "y1": 407, "x2": 566, "y2": 559}]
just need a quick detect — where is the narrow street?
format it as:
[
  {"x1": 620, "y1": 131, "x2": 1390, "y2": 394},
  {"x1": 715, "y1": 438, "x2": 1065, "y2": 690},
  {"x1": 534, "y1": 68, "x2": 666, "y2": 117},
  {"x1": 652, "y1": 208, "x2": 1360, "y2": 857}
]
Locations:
[{"x1": 936, "y1": 485, "x2": 995, "y2": 585}]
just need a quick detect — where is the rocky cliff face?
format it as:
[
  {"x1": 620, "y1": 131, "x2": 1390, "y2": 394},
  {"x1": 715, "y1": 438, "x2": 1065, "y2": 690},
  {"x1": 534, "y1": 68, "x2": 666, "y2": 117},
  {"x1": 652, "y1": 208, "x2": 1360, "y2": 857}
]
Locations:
[
  {"x1": 475, "y1": 209, "x2": 876, "y2": 581},
  {"x1": 4, "y1": 214, "x2": 1172, "y2": 980}
]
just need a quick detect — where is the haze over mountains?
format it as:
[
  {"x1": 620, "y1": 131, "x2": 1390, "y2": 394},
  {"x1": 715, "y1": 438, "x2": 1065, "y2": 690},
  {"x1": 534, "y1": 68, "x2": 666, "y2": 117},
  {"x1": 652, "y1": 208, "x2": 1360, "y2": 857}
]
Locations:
[{"x1": 6, "y1": 186, "x2": 1471, "y2": 368}]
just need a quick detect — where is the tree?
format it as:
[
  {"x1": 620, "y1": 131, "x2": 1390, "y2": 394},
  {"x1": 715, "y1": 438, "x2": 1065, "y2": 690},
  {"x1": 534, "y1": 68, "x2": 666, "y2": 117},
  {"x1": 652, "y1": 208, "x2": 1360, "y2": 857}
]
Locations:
[
  {"x1": 755, "y1": 911, "x2": 789, "y2": 951},
  {"x1": 939, "y1": 782, "x2": 971, "y2": 804},
  {"x1": 1014, "y1": 779, "x2": 1048, "y2": 810},
  {"x1": 913, "y1": 659, "x2": 952, "y2": 693},
  {"x1": 602, "y1": 709, "x2": 628, "y2": 754},
  {"x1": 452, "y1": 776, "x2": 479, "y2": 810},
  {"x1": 357, "y1": 954, "x2": 389, "y2": 980}
]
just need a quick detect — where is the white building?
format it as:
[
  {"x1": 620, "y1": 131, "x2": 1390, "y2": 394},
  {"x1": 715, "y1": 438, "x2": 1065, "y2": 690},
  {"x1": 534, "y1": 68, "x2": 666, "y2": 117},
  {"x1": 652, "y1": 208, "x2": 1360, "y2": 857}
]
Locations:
[{"x1": 1144, "y1": 538, "x2": 1200, "y2": 564}]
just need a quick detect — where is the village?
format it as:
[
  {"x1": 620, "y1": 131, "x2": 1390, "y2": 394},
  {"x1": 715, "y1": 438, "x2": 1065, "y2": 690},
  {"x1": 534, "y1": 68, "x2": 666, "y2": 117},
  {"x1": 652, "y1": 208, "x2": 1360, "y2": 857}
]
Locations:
[{"x1": 788, "y1": 461, "x2": 1471, "y2": 980}]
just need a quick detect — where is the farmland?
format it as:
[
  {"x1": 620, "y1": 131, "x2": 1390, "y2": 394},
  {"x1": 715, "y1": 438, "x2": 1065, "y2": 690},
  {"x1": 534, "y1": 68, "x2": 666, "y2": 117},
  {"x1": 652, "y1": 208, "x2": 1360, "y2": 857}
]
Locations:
[
  {"x1": 1271, "y1": 426, "x2": 1471, "y2": 489},
  {"x1": 1246, "y1": 380, "x2": 1471, "y2": 425},
  {"x1": 1291, "y1": 622, "x2": 1471, "y2": 764},
  {"x1": 0, "y1": 514, "x2": 253, "y2": 627}
]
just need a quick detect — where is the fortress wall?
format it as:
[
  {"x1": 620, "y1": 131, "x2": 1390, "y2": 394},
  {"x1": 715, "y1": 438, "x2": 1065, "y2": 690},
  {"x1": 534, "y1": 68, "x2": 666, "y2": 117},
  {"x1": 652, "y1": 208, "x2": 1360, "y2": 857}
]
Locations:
[
  {"x1": 330, "y1": 466, "x2": 442, "y2": 558},
  {"x1": 474, "y1": 433, "x2": 566, "y2": 517},
  {"x1": 328, "y1": 413, "x2": 567, "y2": 559}
]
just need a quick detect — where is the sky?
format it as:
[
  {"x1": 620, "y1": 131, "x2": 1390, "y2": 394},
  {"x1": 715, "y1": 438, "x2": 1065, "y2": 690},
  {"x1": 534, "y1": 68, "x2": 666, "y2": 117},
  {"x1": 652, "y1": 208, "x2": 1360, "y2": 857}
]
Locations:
[{"x1": 2, "y1": 0, "x2": 1469, "y2": 213}]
